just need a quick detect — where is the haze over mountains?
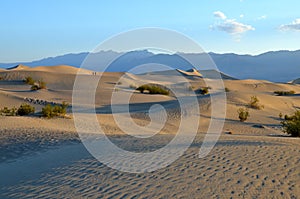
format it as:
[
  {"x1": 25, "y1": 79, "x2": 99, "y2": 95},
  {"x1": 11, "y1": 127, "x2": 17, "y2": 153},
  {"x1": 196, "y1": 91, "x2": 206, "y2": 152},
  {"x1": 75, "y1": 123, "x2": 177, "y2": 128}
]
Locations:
[{"x1": 1, "y1": 50, "x2": 300, "y2": 82}]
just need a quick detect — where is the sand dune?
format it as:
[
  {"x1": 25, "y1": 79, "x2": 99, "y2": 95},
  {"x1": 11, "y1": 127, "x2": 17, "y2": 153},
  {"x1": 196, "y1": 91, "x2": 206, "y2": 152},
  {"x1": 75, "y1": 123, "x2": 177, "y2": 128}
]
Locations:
[
  {"x1": 6, "y1": 64, "x2": 30, "y2": 71},
  {"x1": 0, "y1": 66, "x2": 299, "y2": 198}
]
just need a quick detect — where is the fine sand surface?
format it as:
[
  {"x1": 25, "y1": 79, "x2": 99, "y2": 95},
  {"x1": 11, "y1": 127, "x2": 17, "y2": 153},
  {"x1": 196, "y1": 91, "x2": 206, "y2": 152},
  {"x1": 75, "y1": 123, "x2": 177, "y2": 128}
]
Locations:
[{"x1": 0, "y1": 65, "x2": 299, "y2": 198}]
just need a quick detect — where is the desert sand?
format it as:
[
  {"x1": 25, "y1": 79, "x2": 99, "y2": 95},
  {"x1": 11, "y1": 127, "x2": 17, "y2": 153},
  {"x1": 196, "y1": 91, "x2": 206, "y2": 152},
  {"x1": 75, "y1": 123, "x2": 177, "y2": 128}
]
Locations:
[{"x1": 0, "y1": 65, "x2": 299, "y2": 198}]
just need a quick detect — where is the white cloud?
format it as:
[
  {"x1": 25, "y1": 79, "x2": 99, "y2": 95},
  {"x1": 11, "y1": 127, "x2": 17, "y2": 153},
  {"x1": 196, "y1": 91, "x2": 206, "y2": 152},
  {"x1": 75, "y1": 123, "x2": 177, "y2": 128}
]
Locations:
[
  {"x1": 213, "y1": 11, "x2": 227, "y2": 20},
  {"x1": 211, "y1": 12, "x2": 255, "y2": 35},
  {"x1": 216, "y1": 19, "x2": 255, "y2": 34},
  {"x1": 280, "y1": 19, "x2": 300, "y2": 31},
  {"x1": 240, "y1": 14, "x2": 244, "y2": 18}
]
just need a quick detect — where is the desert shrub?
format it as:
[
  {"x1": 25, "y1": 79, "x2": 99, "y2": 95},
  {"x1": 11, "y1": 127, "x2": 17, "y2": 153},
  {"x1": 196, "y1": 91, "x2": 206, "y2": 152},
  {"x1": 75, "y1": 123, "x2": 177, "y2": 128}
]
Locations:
[
  {"x1": 225, "y1": 87, "x2": 230, "y2": 92},
  {"x1": 24, "y1": 76, "x2": 35, "y2": 85},
  {"x1": 136, "y1": 84, "x2": 169, "y2": 95},
  {"x1": 237, "y1": 108, "x2": 249, "y2": 122},
  {"x1": 42, "y1": 104, "x2": 53, "y2": 118},
  {"x1": 284, "y1": 114, "x2": 293, "y2": 121},
  {"x1": 198, "y1": 87, "x2": 210, "y2": 95},
  {"x1": 0, "y1": 107, "x2": 17, "y2": 116},
  {"x1": 38, "y1": 80, "x2": 47, "y2": 89},
  {"x1": 249, "y1": 96, "x2": 264, "y2": 110},
  {"x1": 31, "y1": 84, "x2": 39, "y2": 91},
  {"x1": 30, "y1": 80, "x2": 47, "y2": 91},
  {"x1": 42, "y1": 101, "x2": 69, "y2": 118},
  {"x1": 279, "y1": 112, "x2": 283, "y2": 119},
  {"x1": 274, "y1": 90, "x2": 295, "y2": 96},
  {"x1": 281, "y1": 110, "x2": 300, "y2": 137},
  {"x1": 17, "y1": 103, "x2": 35, "y2": 116}
]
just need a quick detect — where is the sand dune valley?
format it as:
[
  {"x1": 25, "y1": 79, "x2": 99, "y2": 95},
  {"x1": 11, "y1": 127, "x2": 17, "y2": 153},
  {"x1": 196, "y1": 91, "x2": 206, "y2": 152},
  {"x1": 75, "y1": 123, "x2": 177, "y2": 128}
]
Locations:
[{"x1": 0, "y1": 64, "x2": 299, "y2": 199}]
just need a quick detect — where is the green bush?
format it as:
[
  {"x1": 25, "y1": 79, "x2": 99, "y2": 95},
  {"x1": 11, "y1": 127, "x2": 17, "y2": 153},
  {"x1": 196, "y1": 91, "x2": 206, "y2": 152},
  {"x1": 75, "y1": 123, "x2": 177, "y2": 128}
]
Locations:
[
  {"x1": 42, "y1": 101, "x2": 69, "y2": 118},
  {"x1": 0, "y1": 104, "x2": 34, "y2": 116},
  {"x1": 274, "y1": 90, "x2": 295, "y2": 96},
  {"x1": 136, "y1": 84, "x2": 169, "y2": 95},
  {"x1": 26, "y1": 77, "x2": 47, "y2": 90},
  {"x1": 0, "y1": 107, "x2": 17, "y2": 116},
  {"x1": 197, "y1": 87, "x2": 211, "y2": 95},
  {"x1": 31, "y1": 84, "x2": 39, "y2": 91},
  {"x1": 249, "y1": 96, "x2": 264, "y2": 110},
  {"x1": 281, "y1": 110, "x2": 300, "y2": 137},
  {"x1": 24, "y1": 76, "x2": 35, "y2": 85},
  {"x1": 17, "y1": 103, "x2": 35, "y2": 116},
  {"x1": 38, "y1": 80, "x2": 47, "y2": 89},
  {"x1": 237, "y1": 108, "x2": 249, "y2": 122}
]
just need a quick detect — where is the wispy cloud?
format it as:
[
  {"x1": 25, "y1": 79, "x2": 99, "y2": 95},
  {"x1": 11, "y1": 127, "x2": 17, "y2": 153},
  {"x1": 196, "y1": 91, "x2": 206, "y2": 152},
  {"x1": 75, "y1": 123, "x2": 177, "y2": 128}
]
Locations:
[
  {"x1": 213, "y1": 11, "x2": 227, "y2": 20},
  {"x1": 279, "y1": 19, "x2": 300, "y2": 31},
  {"x1": 211, "y1": 11, "x2": 255, "y2": 35}
]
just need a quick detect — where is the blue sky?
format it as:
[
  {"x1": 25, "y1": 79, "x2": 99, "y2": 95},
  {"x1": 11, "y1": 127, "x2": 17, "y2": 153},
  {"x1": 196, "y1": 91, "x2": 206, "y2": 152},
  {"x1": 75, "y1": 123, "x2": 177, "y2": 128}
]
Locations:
[{"x1": 0, "y1": 0, "x2": 299, "y2": 62}]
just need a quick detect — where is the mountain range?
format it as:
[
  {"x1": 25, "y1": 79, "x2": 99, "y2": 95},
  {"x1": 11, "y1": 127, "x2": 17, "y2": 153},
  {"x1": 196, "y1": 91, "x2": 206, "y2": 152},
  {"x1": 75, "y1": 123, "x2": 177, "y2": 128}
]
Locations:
[{"x1": 1, "y1": 50, "x2": 300, "y2": 82}]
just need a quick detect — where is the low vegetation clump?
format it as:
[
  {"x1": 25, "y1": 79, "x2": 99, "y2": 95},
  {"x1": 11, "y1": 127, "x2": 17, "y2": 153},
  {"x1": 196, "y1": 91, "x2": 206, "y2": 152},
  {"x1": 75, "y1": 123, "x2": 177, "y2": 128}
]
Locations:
[
  {"x1": 24, "y1": 76, "x2": 47, "y2": 90},
  {"x1": 136, "y1": 84, "x2": 169, "y2": 95},
  {"x1": 17, "y1": 103, "x2": 35, "y2": 116},
  {"x1": 24, "y1": 76, "x2": 35, "y2": 85},
  {"x1": 38, "y1": 80, "x2": 47, "y2": 89},
  {"x1": 0, "y1": 107, "x2": 17, "y2": 116},
  {"x1": 197, "y1": 87, "x2": 211, "y2": 95},
  {"x1": 0, "y1": 103, "x2": 35, "y2": 116},
  {"x1": 225, "y1": 87, "x2": 230, "y2": 92},
  {"x1": 274, "y1": 90, "x2": 295, "y2": 96},
  {"x1": 237, "y1": 108, "x2": 249, "y2": 122},
  {"x1": 42, "y1": 101, "x2": 69, "y2": 118},
  {"x1": 30, "y1": 80, "x2": 47, "y2": 91},
  {"x1": 281, "y1": 110, "x2": 300, "y2": 137},
  {"x1": 249, "y1": 96, "x2": 264, "y2": 110}
]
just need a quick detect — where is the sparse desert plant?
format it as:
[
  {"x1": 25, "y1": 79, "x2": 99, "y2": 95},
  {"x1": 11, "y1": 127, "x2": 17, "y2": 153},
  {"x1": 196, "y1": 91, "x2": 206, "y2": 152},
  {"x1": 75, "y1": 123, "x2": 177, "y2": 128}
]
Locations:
[
  {"x1": 42, "y1": 104, "x2": 53, "y2": 118},
  {"x1": 38, "y1": 80, "x2": 47, "y2": 89},
  {"x1": 30, "y1": 80, "x2": 47, "y2": 90},
  {"x1": 31, "y1": 84, "x2": 39, "y2": 91},
  {"x1": 281, "y1": 110, "x2": 300, "y2": 137},
  {"x1": 279, "y1": 112, "x2": 283, "y2": 119},
  {"x1": 237, "y1": 108, "x2": 249, "y2": 122},
  {"x1": 17, "y1": 103, "x2": 35, "y2": 116},
  {"x1": 0, "y1": 107, "x2": 17, "y2": 116},
  {"x1": 136, "y1": 84, "x2": 169, "y2": 95},
  {"x1": 284, "y1": 114, "x2": 293, "y2": 121},
  {"x1": 42, "y1": 102, "x2": 69, "y2": 118},
  {"x1": 198, "y1": 87, "x2": 210, "y2": 95},
  {"x1": 24, "y1": 76, "x2": 35, "y2": 85},
  {"x1": 225, "y1": 87, "x2": 230, "y2": 92},
  {"x1": 249, "y1": 96, "x2": 264, "y2": 110},
  {"x1": 274, "y1": 90, "x2": 295, "y2": 96}
]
